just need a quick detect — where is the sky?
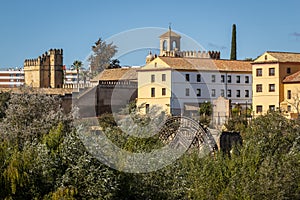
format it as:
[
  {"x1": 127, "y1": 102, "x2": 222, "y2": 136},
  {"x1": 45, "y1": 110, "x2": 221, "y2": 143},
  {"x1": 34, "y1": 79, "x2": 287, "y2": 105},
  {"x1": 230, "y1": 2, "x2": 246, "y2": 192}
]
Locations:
[{"x1": 1, "y1": 0, "x2": 300, "y2": 69}]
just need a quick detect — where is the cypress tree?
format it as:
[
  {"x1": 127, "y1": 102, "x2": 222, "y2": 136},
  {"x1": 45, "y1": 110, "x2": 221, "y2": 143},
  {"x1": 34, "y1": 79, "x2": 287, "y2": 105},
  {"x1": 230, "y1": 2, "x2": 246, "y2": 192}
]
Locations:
[{"x1": 230, "y1": 24, "x2": 237, "y2": 60}]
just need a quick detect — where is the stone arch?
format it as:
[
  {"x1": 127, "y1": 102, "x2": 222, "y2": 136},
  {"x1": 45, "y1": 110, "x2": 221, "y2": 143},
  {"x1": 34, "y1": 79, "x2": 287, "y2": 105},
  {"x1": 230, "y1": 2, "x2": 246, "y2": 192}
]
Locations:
[
  {"x1": 172, "y1": 40, "x2": 177, "y2": 50},
  {"x1": 163, "y1": 40, "x2": 167, "y2": 51}
]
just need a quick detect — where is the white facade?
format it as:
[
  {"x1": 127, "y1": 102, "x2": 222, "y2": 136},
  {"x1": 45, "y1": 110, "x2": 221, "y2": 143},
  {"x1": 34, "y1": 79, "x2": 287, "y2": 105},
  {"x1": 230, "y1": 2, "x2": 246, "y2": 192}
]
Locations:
[
  {"x1": 0, "y1": 69, "x2": 24, "y2": 88},
  {"x1": 137, "y1": 55, "x2": 252, "y2": 118},
  {"x1": 64, "y1": 70, "x2": 89, "y2": 84},
  {"x1": 169, "y1": 70, "x2": 252, "y2": 115}
]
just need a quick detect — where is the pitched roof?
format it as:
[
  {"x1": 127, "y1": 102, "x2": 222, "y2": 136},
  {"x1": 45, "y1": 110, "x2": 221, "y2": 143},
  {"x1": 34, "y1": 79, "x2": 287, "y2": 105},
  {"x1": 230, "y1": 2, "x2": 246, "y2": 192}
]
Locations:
[
  {"x1": 213, "y1": 59, "x2": 252, "y2": 72},
  {"x1": 158, "y1": 57, "x2": 251, "y2": 72},
  {"x1": 283, "y1": 70, "x2": 300, "y2": 83},
  {"x1": 267, "y1": 51, "x2": 300, "y2": 62},
  {"x1": 91, "y1": 68, "x2": 138, "y2": 82},
  {"x1": 159, "y1": 30, "x2": 181, "y2": 38}
]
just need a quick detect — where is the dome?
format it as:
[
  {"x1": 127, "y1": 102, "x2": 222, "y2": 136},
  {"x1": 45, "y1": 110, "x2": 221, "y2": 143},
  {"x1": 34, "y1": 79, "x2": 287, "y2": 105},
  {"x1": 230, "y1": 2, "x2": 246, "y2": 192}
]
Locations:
[
  {"x1": 146, "y1": 51, "x2": 155, "y2": 64},
  {"x1": 146, "y1": 51, "x2": 154, "y2": 60}
]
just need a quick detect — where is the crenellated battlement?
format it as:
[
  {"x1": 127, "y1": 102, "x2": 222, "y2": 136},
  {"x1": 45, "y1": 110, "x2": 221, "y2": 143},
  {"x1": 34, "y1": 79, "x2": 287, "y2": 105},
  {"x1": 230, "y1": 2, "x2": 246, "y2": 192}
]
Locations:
[
  {"x1": 24, "y1": 58, "x2": 41, "y2": 66},
  {"x1": 23, "y1": 48, "x2": 64, "y2": 88},
  {"x1": 24, "y1": 49, "x2": 63, "y2": 67},
  {"x1": 49, "y1": 48, "x2": 63, "y2": 55},
  {"x1": 158, "y1": 29, "x2": 221, "y2": 60},
  {"x1": 161, "y1": 50, "x2": 221, "y2": 59}
]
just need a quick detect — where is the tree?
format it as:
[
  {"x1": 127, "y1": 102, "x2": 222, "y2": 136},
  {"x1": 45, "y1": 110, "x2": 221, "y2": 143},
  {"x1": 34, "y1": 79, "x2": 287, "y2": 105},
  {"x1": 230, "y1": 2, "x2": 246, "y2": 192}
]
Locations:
[
  {"x1": 0, "y1": 88, "x2": 68, "y2": 149},
  {"x1": 0, "y1": 92, "x2": 10, "y2": 120},
  {"x1": 108, "y1": 59, "x2": 121, "y2": 69},
  {"x1": 71, "y1": 60, "x2": 83, "y2": 87},
  {"x1": 199, "y1": 102, "x2": 212, "y2": 126},
  {"x1": 88, "y1": 38, "x2": 117, "y2": 76},
  {"x1": 286, "y1": 88, "x2": 300, "y2": 119},
  {"x1": 230, "y1": 24, "x2": 237, "y2": 60}
]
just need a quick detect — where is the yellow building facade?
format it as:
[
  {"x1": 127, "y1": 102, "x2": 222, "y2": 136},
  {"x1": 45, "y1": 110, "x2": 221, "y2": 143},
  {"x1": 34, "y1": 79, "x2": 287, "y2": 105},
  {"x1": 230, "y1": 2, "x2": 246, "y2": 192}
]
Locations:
[
  {"x1": 137, "y1": 58, "x2": 172, "y2": 114},
  {"x1": 252, "y1": 51, "x2": 300, "y2": 117},
  {"x1": 24, "y1": 49, "x2": 64, "y2": 88},
  {"x1": 281, "y1": 71, "x2": 300, "y2": 118}
]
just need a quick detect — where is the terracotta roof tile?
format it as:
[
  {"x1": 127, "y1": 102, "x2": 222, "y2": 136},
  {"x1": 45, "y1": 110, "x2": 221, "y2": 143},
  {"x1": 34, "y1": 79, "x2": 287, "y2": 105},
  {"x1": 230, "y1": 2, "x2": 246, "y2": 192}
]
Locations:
[
  {"x1": 160, "y1": 30, "x2": 181, "y2": 38},
  {"x1": 91, "y1": 68, "x2": 138, "y2": 82},
  {"x1": 267, "y1": 51, "x2": 300, "y2": 62},
  {"x1": 213, "y1": 59, "x2": 252, "y2": 72},
  {"x1": 283, "y1": 70, "x2": 300, "y2": 83},
  {"x1": 159, "y1": 57, "x2": 251, "y2": 72}
]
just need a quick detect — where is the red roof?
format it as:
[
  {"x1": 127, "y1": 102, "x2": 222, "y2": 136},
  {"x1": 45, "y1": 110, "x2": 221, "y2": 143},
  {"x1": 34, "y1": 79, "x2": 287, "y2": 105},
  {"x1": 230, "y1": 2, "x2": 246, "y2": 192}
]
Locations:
[{"x1": 283, "y1": 70, "x2": 300, "y2": 83}]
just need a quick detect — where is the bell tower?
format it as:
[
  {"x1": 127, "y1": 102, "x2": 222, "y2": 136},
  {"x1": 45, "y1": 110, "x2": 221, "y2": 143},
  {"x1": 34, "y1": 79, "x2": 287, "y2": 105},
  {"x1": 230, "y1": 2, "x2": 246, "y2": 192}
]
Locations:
[{"x1": 159, "y1": 25, "x2": 181, "y2": 56}]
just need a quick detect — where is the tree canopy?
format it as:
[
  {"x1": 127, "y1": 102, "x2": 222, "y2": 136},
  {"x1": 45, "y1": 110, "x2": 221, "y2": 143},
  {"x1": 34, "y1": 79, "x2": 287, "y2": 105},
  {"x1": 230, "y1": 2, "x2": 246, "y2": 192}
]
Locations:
[
  {"x1": 88, "y1": 38, "x2": 117, "y2": 76},
  {"x1": 0, "y1": 91, "x2": 299, "y2": 199},
  {"x1": 230, "y1": 24, "x2": 237, "y2": 60}
]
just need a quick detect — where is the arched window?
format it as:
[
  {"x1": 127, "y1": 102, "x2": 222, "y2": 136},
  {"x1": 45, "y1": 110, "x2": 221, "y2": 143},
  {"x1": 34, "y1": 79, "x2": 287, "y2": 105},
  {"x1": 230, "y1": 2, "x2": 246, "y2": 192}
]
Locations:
[
  {"x1": 172, "y1": 40, "x2": 177, "y2": 50},
  {"x1": 163, "y1": 40, "x2": 167, "y2": 51}
]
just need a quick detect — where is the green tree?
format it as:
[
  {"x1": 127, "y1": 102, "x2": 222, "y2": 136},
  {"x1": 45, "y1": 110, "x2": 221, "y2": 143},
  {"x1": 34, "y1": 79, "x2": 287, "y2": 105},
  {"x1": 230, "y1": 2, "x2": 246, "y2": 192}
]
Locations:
[
  {"x1": 187, "y1": 112, "x2": 300, "y2": 199},
  {"x1": 108, "y1": 59, "x2": 121, "y2": 69},
  {"x1": 88, "y1": 38, "x2": 117, "y2": 76},
  {"x1": 0, "y1": 91, "x2": 10, "y2": 120},
  {"x1": 71, "y1": 60, "x2": 83, "y2": 87},
  {"x1": 199, "y1": 102, "x2": 212, "y2": 126},
  {"x1": 230, "y1": 24, "x2": 237, "y2": 60}
]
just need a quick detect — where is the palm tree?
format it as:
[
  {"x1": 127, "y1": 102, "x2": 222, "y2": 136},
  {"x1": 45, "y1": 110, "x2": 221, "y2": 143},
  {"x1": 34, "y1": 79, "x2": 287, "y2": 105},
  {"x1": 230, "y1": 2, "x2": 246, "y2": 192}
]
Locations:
[{"x1": 71, "y1": 60, "x2": 83, "y2": 88}]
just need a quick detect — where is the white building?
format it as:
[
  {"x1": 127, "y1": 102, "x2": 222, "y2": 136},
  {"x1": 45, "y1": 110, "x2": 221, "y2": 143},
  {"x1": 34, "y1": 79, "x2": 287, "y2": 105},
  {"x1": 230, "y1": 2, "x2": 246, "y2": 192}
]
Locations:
[
  {"x1": 0, "y1": 68, "x2": 24, "y2": 88},
  {"x1": 137, "y1": 29, "x2": 252, "y2": 117}
]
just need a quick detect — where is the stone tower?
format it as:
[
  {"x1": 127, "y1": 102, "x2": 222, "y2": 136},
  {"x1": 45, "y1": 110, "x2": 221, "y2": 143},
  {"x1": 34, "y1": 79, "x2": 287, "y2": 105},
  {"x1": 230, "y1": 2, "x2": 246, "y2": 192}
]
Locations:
[
  {"x1": 159, "y1": 26, "x2": 181, "y2": 56},
  {"x1": 158, "y1": 27, "x2": 220, "y2": 59},
  {"x1": 24, "y1": 49, "x2": 64, "y2": 88}
]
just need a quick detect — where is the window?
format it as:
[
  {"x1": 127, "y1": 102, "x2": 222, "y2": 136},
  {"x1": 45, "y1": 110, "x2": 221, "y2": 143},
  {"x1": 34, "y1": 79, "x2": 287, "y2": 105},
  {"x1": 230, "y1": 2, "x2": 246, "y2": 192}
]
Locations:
[
  {"x1": 269, "y1": 84, "x2": 275, "y2": 92},
  {"x1": 151, "y1": 74, "x2": 155, "y2": 82},
  {"x1": 256, "y1": 84, "x2": 262, "y2": 92},
  {"x1": 245, "y1": 76, "x2": 249, "y2": 83},
  {"x1": 163, "y1": 40, "x2": 167, "y2": 51},
  {"x1": 265, "y1": 55, "x2": 268, "y2": 60},
  {"x1": 151, "y1": 88, "x2": 155, "y2": 97},
  {"x1": 227, "y1": 75, "x2": 232, "y2": 83},
  {"x1": 256, "y1": 68, "x2": 262, "y2": 76},
  {"x1": 269, "y1": 105, "x2": 275, "y2": 111},
  {"x1": 162, "y1": 74, "x2": 166, "y2": 82},
  {"x1": 197, "y1": 74, "x2": 201, "y2": 82},
  {"x1": 236, "y1": 76, "x2": 240, "y2": 83},
  {"x1": 221, "y1": 75, "x2": 225, "y2": 83},
  {"x1": 172, "y1": 41, "x2": 177, "y2": 50},
  {"x1": 146, "y1": 104, "x2": 150, "y2": 114},
  {"x1": 287, "y1": 68, "x2": 291, "y2": 74},
  {"x1": 288, "y1": 105, "x2": 291, "y2": 112},
  {"x1": 162, "y1": 88, "x2": 166, "y2": 96},
  {"x1": 211, "y1": 89, "x2": 216, "y2": 97},
  {"x1": 245, "y1": 90, "x2": 249, "y2": 98},
  {"x1": 287, "y1": 90, "x2": 291, "y2": 99},
  {"x1": 197, "y1": 89, "x2": 201, "y2": 97},
  {"x1": 221, "y1": 89, "x2": 225, "y2": 97},
  {"x1": 269, "y1": 68, "x2": 275, "y2": 76},
  {"x1": 185, "y1": 74, "x2": 190, "y2": 82},
  {"x1": 185, "y1": 88, "x2": 190, "y2": 96},
  {"x1": 212, "y1": 75, "x2": 216, "y2": 82},
  {"x1": 256, "y1": 105, "x2": 263, "y2": 113},
  {"x1": 236, "y1": 90, "x2": 241, "y2": 97},
  {"x1": 227, "y1": 89, "x2": 232, "y2": 97}
]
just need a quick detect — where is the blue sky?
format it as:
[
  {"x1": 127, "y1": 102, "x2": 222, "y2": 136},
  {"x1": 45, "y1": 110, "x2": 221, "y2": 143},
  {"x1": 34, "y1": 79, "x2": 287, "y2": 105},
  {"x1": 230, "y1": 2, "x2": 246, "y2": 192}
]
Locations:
[{"x1": 1, "y1": 0, "x2": 300, "y2": 68}]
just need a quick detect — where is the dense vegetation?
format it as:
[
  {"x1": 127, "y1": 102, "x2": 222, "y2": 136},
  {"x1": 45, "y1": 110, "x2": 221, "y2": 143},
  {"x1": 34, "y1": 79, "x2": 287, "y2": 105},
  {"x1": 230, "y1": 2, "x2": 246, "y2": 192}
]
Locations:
[{"x1": 0, "y1": 91, "x2": 299, "y2": 199}]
